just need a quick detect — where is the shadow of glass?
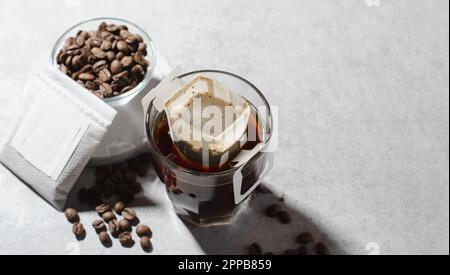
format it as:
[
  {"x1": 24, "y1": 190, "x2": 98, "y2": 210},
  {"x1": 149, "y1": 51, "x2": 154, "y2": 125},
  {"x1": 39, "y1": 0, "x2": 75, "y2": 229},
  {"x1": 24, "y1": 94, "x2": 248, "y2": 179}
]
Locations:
[{"x1": 184, "y1": 184, "x2": 345, "y2": 255}]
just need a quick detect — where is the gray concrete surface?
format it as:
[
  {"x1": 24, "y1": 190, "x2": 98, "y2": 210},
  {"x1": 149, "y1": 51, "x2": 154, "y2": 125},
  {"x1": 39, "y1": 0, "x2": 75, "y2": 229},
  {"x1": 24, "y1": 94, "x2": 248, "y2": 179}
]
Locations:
[{"x1": 0, "y1": 0, "x2": 448, "y2": 255}]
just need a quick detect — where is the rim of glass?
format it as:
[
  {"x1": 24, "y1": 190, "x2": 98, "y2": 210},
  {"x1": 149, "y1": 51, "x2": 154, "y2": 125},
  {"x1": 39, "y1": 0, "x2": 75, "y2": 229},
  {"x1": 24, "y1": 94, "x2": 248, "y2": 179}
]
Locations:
[
  {"x1": 50, "y1": 17, "x2": 157, "y2": 103},
  {"x1": 145, "y1": 69, "x2": 273, "y2": 177}
]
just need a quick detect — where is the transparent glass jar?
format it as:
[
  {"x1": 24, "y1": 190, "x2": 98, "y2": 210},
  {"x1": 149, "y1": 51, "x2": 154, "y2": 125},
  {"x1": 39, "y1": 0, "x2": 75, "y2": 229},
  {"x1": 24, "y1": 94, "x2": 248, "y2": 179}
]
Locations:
[
  {"x1": 50, "y1": 17, "x2": 159, "y2": 166},
  {"x1": 145, "y1": 70, "x2": 274, "y2": 226}
]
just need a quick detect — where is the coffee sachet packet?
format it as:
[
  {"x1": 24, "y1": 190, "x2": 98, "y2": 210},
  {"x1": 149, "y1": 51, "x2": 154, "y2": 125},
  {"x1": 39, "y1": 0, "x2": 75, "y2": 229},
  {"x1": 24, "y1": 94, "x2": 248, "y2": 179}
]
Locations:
[{"x1": 0, "y1": 64, "x2": 117, "y2": 210}]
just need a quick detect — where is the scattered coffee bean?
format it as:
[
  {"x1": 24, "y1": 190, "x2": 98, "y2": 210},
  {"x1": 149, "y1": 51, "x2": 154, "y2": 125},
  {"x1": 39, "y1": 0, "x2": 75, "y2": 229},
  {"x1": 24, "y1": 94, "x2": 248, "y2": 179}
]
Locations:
[
  {"x1": 64, "y1": 208, "x2": 79, "y2": 223},
  {"x1": 278, "y1": 211, "x2": 292, "y2": 224},
  {"x1": 298, "y1": 245, "x2": 308, "y2": 255},
  {"x1": 95, "y1": 203, "x2": 110, "y2": 215},
  {"x1": 140, "y1": 236, "x2": 152, "y2": 252},
  {"x1": 136, "y1": 224, "x2": 152, "y2": 238},
  {"x1": 249, "y1": 243, "x2": 262, "y2": 255},
  {"x1": 119, "y1": 219, "x2": 131, "y2": 232},
  {"x1": 265, "y1": 204, "x2": 281, "y2": 217},
  {"x1": 296, "y1": 232, "x2": 314, "y2": 244},
  {"x1": 264, "y1": 252, "x2": 275, "y2": 255},
  {"x1": 108, "y1": 219, "x2": 120, "y2": 236},
  {"x1": 102, "y1": 211, "x2": 116, "y2": 222},
  {"x1": 122, "y1": 208, "x2": 137, "y2": 221},
  {"x1": 118, "y1": 232, "x2": 134, "y2": 247},
  {"x1": 316, "y1": 242, "x2": 330, "y2": 255},
  {"x1": 284, "y1": 249, "x2": 298, "y2": 255},
  {"x1": 113, "y1": 201, "x2": 125, "y2": 214},
  {"x1": 92, "y1": 219, "x2": 106, "y2": 232},
  {"x1": 99, "y1": 231, "x2": 112, "y2": 247},
  {"x1": 72, "y1": 222, "x2": 86, "y2": 240}
]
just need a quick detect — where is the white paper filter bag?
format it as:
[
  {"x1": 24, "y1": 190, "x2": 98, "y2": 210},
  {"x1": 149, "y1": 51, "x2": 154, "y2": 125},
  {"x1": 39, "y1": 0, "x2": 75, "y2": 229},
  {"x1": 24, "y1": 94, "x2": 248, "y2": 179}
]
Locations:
[{"x1": 0, "y1": 64, "x2": 117, "y2": 210}]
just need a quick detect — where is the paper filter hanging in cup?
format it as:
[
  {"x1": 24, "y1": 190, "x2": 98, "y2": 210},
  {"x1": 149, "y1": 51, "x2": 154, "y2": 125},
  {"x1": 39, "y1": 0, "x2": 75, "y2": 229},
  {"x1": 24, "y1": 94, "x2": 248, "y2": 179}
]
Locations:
[{"x1": 143, "y1": 67, "x2": 267, "y2": 172}]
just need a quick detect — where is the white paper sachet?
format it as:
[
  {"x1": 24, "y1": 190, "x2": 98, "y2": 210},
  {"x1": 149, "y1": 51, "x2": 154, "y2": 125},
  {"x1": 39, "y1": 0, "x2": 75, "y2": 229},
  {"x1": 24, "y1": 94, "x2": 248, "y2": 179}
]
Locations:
[{"x1": 0, "y1": 64, "x2": 117, "y2": 210}]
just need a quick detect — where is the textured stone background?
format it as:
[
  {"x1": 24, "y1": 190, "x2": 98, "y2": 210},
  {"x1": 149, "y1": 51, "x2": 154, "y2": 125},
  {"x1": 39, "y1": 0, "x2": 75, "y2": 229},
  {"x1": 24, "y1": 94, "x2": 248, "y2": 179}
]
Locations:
[{"x1": 0, "y1": 0, "x2": 448, "y2": 255}]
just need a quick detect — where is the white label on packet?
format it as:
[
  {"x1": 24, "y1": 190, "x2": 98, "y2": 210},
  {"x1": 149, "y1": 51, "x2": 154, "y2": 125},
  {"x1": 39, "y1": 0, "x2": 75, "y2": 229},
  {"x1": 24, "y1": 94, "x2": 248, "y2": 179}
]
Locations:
[{"x1": 11, "y1": 89, "x2": 89, "y2": 181}]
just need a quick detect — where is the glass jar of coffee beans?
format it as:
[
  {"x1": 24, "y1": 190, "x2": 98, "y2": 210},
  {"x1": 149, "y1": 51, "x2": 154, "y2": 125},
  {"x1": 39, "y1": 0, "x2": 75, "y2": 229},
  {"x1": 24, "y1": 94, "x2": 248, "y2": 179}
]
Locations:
[{"x1": 51, "y1": 18, "x2": 156, "y2": 100}]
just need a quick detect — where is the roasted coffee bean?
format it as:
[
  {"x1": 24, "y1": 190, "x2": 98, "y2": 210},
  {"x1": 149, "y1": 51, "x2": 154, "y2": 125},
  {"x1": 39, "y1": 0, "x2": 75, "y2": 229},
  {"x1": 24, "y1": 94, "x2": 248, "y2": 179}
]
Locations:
[
  {"x1": 113, "y1": 201, "x2": 126, "y2": 214},
  {"x1": 115, "y1": 51, "x2": 125, "y2": 61},
  {"x1": 78, "y1": 188, "x2": 89, "y2": 203},
  {"x1": 78, "y1": 72, "x2": 95, "y2": 81},
  {"x1": 102, "y1": 211, "x2": 116, "y2": 222},
  {"x1": 140, "y1": 236, "x2": 152, "y2": 252},
  {"x1": 297, "y1": 232, "x2": 314, "y2": 244},
  {"x1": 116, "y1": 40, "x2": 129, "y2": 53},
  {"x1": 93, "y1": 60, "x2": 107, "y2": 73},
  {"x1": 128, "y1": 181, "x2": 143, "y2": 194},
  {"x1": 108, "y1": 219, "x2": 120, "y2": 236},
  {"x1": 284, "y1": 249, "x2": 298, "y2": 255},
  {"x1": 100, "y1": 82, "x2": 113, "y2": 97},
  {"x1": 106, "y1": 51, "x2": 115, "y2": 62},
  {"x1": 100, "y1": 40, "x2": 112, "y2": 51},
  {"x1": 298, "y1": 246, "x2": 308, "y2": 255},
  {"x1": 249, "y1": 243, "x2": 262, "y2": 255},
  {"x1": 136, "y1": 224, "x2": 152, "y2": 238},
  {"x1": 119, "y1": 219, "x2": 131, "y2": 232},
  {"x1": 278, "y1": 211, "x2": 292, "y2": 224},
  {"x1": 95, "y1": 203, "x2": 110, "y2": 215},
  {"x1": 131, "y1": 64, "x2": 145, "y2": 78},
  {"x1": 122, "y1": 208, "x2": 137, "y2": 221},
  {"x1": 120, "y1": 29, "x2": 138, "y2": 44},
  {"x1": 92, "y1": 219, "x2": 106, "y2": 231},
  {"x1": 316, "y1": 242, "x2": 329, "y2": 255},
  {"x1": 110, "y1": 59, "x2": 122, "y2": 75},
  {"x1": 91, "y1": 47, "x2": 106, "y2": 59},
  {"x1": 118, "y1": 232, "x2": 133, "y2": 247},
  {"x1": 98, "y1": 68, "x2": 112, "y2": 82},
  {"x1": 133, "y1": 52, "x2": 147, "y2": 67},
  {"x1": 99, "y1": 231, "x2": 112, "y2": 246},
  {"x1": 72, "y1": 223, "x2": 86, "y2": 239},
  {"x1": 120, "y1": 56, "x2": 133, "y2": 69},
  {"x1": 264, "y1": 252, "x2": 275, "y2": 255},
  {"x1": 64, "y1": 208, "x2": 79, "y2": 223},
  {"x1": 136, "y1": 164, "x2": 149, "y2": 177},
  {"x1": 265, "y1": 204, "x2": 281, "y2": 217},
  {"x1": 137, "y1": 42, "x2": 146, "y2": 53}
]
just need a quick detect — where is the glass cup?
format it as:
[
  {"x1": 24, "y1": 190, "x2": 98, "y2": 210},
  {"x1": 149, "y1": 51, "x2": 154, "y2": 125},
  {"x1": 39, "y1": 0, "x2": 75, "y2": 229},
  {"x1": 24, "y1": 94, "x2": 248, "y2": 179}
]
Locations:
[
  {"x1": 50, "y1": 17, "x2": 159, "y2": 165},
  {"x1": 145, "y1": 70, "x2": 274, "y2": 226}
]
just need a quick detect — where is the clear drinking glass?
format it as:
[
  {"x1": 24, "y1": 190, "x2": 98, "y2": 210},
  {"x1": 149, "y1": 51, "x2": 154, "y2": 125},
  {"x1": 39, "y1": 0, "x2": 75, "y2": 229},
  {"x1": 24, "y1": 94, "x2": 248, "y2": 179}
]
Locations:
[{"x1": 145, "y1": 70, "x2": 274, "y2": 226}]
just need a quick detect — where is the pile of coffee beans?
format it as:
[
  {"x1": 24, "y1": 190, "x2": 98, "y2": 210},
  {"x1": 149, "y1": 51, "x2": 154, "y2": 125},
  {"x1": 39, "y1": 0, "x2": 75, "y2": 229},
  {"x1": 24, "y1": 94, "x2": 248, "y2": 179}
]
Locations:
[
  {"x1": 78, "y1": 153, "x2": 152, "y2": 209},
  {"x1": 246, "y1": 199, "x2": 330, "y2": 255},
  {"x1": 64, "y1": 201, "x2": 153, "y2": 252},
  {"x1": 57, "y1": 22, "x2": 150, "y2": 98}
]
